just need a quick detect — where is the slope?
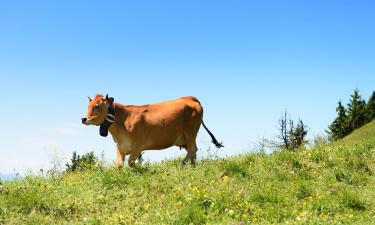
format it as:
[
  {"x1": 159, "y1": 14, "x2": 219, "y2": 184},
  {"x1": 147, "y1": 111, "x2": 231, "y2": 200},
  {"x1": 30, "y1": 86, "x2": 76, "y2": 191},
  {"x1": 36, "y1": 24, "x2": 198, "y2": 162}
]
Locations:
[{"x1": 1, "y1": 128, "x2": 375, "y2": 224}]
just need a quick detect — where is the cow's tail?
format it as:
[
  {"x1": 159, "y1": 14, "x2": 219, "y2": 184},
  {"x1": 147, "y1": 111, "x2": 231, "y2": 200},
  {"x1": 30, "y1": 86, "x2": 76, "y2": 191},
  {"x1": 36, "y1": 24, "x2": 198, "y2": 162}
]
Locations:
[{"x1": 201, "y1": 121, "x2": 224, "y2": 148}]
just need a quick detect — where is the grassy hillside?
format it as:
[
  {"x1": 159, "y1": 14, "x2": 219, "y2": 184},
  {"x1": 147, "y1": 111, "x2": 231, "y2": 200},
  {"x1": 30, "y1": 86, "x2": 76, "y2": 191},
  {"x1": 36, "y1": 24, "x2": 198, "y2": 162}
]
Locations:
[
  {"x1": 342, "y1": 120, "x2": 375, "y2": 144},
  {"x1": 1, "y1": 126, "x2": 375, "y2": 224}
]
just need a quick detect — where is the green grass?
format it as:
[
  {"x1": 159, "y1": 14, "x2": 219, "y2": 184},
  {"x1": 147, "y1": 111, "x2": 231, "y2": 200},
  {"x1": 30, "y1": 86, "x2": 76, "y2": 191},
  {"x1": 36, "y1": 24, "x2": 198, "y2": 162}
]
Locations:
[
  {"x1": 1, "y1": 124, "x2": 375, "y2": 224},
  {"x1": 342, "y1": 120, "x2": 375, "y2": 144}
]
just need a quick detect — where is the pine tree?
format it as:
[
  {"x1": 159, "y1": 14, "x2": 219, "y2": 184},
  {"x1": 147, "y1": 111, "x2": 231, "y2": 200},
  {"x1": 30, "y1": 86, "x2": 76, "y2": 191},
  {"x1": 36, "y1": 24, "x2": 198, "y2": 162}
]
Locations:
[
  {"x1": 290, "y1": 119, "x2": 308, "y2": 150},
  {"x1": 365, "y1": 91, "x2": 375, "y2": 122},
  {"x1": 347, "y1": 89, "x2": 367, "y2": 130},
  {"x1": 328, "y1": 101, "x2": 349, "y2": 140}
]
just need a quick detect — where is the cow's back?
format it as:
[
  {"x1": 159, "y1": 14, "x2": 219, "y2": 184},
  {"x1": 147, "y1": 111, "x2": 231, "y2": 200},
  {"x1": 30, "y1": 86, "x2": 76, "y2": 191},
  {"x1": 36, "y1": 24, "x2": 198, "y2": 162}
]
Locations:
[
  {"x1": 129, "y1": 96, "x2": 203, "y2": 150},
  {"x1": 142, "y1": 96, "x2": 202, "y2": 125}
]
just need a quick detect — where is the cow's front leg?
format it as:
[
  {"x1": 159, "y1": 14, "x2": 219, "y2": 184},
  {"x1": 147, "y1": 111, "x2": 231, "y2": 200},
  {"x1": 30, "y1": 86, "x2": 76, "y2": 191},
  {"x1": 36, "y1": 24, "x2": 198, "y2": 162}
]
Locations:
[{"x1": 116, "y1": 147, "x2": 125, "y2": 169}]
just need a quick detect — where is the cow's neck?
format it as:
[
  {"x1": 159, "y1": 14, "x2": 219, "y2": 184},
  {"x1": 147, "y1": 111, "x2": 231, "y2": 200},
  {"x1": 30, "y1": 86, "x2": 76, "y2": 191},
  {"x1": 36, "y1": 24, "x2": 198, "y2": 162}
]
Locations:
[{"x1": 107, "y1": 103, "x2": 129, "y2": 138}]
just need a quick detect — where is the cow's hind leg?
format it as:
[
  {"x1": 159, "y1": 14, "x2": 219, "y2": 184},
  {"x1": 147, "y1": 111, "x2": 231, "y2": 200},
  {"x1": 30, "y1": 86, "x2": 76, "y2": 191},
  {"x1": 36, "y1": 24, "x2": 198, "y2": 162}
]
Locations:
[
  {"x1": 181, "y1": 152, "x2": 191, "y2": 166},
  {"x1": 181, "y1": 124, "x2": 199, "y2": 166},
  {"x1": 188, "y1": 143, "x2": 198, "y2": 166},
  {"x1": 182, "y1": 140, "x2": 197, "y2": 166},
  {"x1": 128, "y1": 149, "x2": 142, "y2": 167}
]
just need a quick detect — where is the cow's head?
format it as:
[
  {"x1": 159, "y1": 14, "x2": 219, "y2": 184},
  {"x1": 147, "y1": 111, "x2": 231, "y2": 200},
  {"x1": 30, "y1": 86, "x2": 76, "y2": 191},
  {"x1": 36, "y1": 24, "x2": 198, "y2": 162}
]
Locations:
[{"x1": 82, "y1": 94, "x2": 114, "y2": 126}]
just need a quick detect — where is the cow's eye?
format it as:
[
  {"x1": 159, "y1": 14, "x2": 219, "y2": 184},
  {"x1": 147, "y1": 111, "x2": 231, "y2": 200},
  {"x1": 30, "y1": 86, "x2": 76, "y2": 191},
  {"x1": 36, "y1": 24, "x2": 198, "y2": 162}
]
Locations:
[{"x1": 94, "y1": 105, "x2": 100, "y2": 109}]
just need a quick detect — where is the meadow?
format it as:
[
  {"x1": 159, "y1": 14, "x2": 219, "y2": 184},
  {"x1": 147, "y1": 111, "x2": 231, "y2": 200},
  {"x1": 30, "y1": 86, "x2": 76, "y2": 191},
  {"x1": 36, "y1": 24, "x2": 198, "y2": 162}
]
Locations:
[{"x1": 1, "y1": 121, "x2": 375, "y2": 224}]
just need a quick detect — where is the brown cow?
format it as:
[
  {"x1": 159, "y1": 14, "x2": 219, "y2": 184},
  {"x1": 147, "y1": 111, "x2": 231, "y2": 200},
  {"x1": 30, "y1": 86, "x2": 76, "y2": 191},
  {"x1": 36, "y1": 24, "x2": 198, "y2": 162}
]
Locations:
[{"x1": 82, "y1": 94, "x2": 223, "y2": 168}]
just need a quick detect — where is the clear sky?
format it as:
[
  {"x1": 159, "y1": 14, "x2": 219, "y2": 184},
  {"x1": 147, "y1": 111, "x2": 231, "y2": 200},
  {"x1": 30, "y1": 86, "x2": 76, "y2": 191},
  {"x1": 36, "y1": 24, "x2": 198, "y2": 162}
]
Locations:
[{"x1": 0, "y1": 1, "x2": 374, "y2": 174}]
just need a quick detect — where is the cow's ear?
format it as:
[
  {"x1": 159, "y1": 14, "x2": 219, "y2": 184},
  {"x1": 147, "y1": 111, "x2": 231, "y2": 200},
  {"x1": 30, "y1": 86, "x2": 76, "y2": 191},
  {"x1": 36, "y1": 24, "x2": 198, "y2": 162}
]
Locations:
[
  {"x1": 87, "y1": 96, "x2": 92, "y2": 102},
  {"x1": 105, "y1": 94, "x2": 114, "y2": 104}
]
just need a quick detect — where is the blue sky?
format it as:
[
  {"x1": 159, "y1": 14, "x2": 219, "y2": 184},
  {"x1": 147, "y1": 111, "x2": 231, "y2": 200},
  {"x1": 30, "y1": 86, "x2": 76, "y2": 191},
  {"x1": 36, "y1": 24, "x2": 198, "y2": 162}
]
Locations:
[{"x1": 0, "y1": 1, "x2": 374, "y2": 173}]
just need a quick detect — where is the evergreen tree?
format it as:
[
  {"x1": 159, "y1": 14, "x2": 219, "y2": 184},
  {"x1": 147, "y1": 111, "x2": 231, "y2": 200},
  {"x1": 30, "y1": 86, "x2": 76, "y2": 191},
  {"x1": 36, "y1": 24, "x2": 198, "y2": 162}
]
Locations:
[
  {"x1": 347, "y1": 89, "x2": 367, "y2": 130},
  {"x1": 290, "y1": 119, "x2": 308, "y2": 150},
  {"x1": 365, "y1": 91, "x2": 375, "y2": 122},
  {"x1": 328, "y1": 101, "x2": 349, "y2": 140}
]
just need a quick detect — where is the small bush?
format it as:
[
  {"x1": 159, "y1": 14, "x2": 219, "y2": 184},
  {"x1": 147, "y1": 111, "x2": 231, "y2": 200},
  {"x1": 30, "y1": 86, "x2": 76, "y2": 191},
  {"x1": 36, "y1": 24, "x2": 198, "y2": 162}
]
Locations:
[
  {"x1": 198, "y1": 198, "x2": 213, "y2": 211},
  {"x1": 65, "y1": 151, "x2": 99, "y2": 172},
  {"x1": 292, "y1": 158, "x2": 302, "y2": 169},
  {"x1": 341, "y1": 190, "x2": 366, "y2": 211},
  {"x1": 335, "y1": 170, "x2": 353, "y2": 185},
  {"x1": 224, "y1": 161, "x2": 247, "y2": 177},
  {"x1": 277, "y1": 111, "x2": 308, "y2": 151},
  {"x1": 296, "y1": 183, "x2": 312, "y2": 199}
]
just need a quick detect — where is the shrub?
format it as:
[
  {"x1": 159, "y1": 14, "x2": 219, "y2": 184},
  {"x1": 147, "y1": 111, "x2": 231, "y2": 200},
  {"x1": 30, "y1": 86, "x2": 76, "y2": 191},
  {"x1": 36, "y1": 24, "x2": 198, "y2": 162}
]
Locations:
[
  {"x1": 335, "y1": 170, "x2": 353, "y2": 185},
  {"x1": 277, "y1": 110, "x2": 308, "y2": 151},
  {"x1": 341, "y1": 190, "x2": 366, "y2": 211},
  {"x1": 224, "y1": 161, "x2": 248, "y2": 177},
  {"x1": 296, "y1": 183, "x2": 312, "y2": 199},
  {"x1": 65, "y1": 151, "x2": 99, "y2": 172}
]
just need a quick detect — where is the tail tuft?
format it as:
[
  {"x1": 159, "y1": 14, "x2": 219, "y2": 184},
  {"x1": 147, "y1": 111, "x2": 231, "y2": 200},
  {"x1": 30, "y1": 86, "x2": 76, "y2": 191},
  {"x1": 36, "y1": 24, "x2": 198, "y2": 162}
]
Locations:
[
  {"x1": 202, "y1": 121, "x2": 224, "y2": 148},
  {"x1": 213, "y1": 140, "x2": 224, "y2": 148}
]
